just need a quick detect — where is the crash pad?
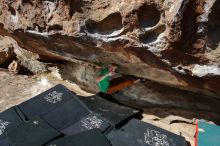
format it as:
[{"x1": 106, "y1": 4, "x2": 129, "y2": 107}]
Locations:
[
  {"x1": 42, "y1": 98, "x2": 90, "y2": 130},
  {"x1": 196, "y1": 120, "x2": 220, "y2": 146},
  {"x1": 62, "y1": 113, "x2": 111, "y2": 135},
  {"x1": 0, "y1": 137, "x2": 10, "y2": 146},
  {"x1": 79, "y1": 94, "x2": 141, "y2": 128},
  {"x1": 18, "y1": 84, "x2": 76, "y2": 119},
  {"x1": 0, "y1": 107, "x2": 23, "y2": 138},
  {"x1": 7, "y1": 116, "x2": 61, "y2": 146},
  {"x1": 107, "y1": 119, "x2": 187, "y2": 146},
  {"x1": 46, "y1": 129, "x2": 112, "y2": 146}
]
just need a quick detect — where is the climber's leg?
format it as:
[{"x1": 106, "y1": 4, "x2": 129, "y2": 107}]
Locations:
[{"x1": 106, "y1": 79, "x2": 139, "y2": 94}]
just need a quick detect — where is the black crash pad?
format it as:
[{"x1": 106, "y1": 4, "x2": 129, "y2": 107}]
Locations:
[
  {"x1": 79, "y1": 94, "x2": 141, "y2": 127},
  {"x1": 46, "y1": 129, "x2": 112, "y2": 146},
  {"x1": 107, "y1": 119, "x2": 187, "y2": 146},
  {"x1": 18, "y1": 84, "x2": 76, "y2": 119},
  {"x1": 0, "y1": 137, "x2": 10, "y2": 146},
  {"x1": 7, "y1": 116, "x2": 61, "y2": 146},
  {"x1": 0, "y1": 107, "x2": 23, "y2": 145},
  {"x1": 42, "y1": 98, "x2": 90, "y2": 130},
  {"x1": 62, "y1": 113, "x2": 111, "y2": 135}
]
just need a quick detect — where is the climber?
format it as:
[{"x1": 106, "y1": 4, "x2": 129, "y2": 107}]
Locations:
[{"x1": 96, "y1": 65, "x2": 139, "y2": 94}]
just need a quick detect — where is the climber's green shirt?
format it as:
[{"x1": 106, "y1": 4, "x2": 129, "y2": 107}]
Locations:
[{"x1": 98, "y1": 68, "x2": 110, "y2": 93}]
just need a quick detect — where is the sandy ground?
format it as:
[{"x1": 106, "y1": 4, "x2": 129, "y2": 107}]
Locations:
[{"x1": 0, "y1": 69, "x2": 195, "y2": 145}]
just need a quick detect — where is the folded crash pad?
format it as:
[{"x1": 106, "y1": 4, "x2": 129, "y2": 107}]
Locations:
[
  {"x1": 62, "y1": 113, "x2": 111, "y2": 135},
  {"x1": 0, "y1": 107, "x2": 23, "y2": 146},
  {"x1": 196, "y1": 120, "x2": 220, "y2": 146},
  {"x1": 18, "y1": 84, "x2": 76, "y2": 119},
  {"x1": 7, "y1": 116, "x2": 61, "y2": 146},
  {"x1": 79, "y1": 94, "x2": 141, "y2": 127},
  {"x1": 46, "y1": 129, "x2": 112, "y2": 146},
  {"x1": 107, "y1": 119, "x2": 187, "y2": 146},
  {"x1": 42, "y1": 98, "x2": 90, "y2": 130}
]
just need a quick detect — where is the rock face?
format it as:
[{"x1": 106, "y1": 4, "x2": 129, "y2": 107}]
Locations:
[
  {"x1": 57, "y1": 62, "x2": 220, "y2": 120},
  {"x1": 0, "y1": 0, "x2": 220, "y2": 97},
  {"x1": 0, "y1": 35, "x2": 48, "y2": 74},
  {"x1": 0, "y1": 35, "x2": 16, "y2": 65}
]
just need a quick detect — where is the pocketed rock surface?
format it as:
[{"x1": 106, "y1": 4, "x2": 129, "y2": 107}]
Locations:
[{"x1": 0, "y1": 0, "x2": 220, "y2": 97}]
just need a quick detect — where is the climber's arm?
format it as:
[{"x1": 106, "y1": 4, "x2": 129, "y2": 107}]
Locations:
[
  {"x1": 95, "y1": 71, "x2": 115, "y2": 83},
  {"x1": 96, "y1": 74, "x2": 110, "y2": 83}
]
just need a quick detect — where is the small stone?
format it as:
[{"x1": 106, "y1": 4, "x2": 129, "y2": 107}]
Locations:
[{"x1": 8, "y1": 60, "x2": 20, "y2": 72}]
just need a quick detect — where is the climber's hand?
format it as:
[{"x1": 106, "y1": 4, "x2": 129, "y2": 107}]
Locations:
[{"x1": 108, "y1": 71, "x2": 116, "y2": 76}]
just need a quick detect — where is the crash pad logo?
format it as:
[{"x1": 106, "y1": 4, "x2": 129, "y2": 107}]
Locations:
[
  {"x1": 0, "y1": 119, "x2": 10, "y2": 135},
  {"x1": 81, "y1": 116, "x2": 103, "y2": 130},
  {"x1": 144, "y1": 129, "x2": 170, "y2": 146},
  {"x1": 44, "y1": 91, "x2": 63, "y2": 104}
]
